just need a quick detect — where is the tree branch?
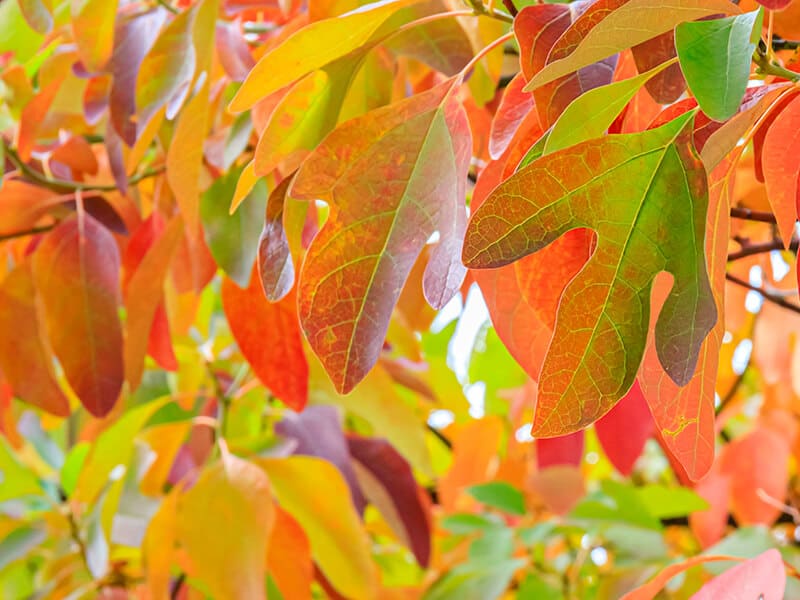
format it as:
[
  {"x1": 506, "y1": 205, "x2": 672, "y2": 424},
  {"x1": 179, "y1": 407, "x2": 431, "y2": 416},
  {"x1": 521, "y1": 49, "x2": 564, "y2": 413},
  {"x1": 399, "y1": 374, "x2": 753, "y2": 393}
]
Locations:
[
  {"x1": 502, "y1": 0, "x2": 518, "y2": 17},
  {"x1": 727, "y1": 238, "x2": 797, "y2": 261},
  {"x1": 726, "y1": 272, "x2": 800, "y2": 315},
  {"x1": 0, "y1": 224, "x2": 56, "y2": 243},
  {"x1": 729, "y1": 206, "x2": 778, "y2": 223}
]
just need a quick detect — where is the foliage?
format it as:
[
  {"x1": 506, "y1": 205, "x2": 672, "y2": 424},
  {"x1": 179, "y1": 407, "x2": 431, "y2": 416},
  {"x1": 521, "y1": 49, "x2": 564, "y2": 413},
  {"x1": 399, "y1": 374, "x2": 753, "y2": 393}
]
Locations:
[{"x1": 3, "y1": 0, "x2": 800, "y2": 597}]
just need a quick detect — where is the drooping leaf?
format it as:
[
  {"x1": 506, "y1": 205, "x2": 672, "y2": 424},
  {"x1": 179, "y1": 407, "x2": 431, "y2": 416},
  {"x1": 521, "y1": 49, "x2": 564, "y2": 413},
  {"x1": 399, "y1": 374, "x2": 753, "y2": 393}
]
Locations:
[
  {"x1": 167, "y1": 81, "x2": 210, "y2": 235},
  {"x1": 595, "y1": 381, "x2": 653, "y2": 475},
  {"x1": 267, "y1": 507, "x2": 313, "y2": 600},
  {"x1": 675, "y1": 11, "x2": 762, "y2": 122},
  {"x1": 762, "y1": 93, "x2": 800, "y2": 247},
  {"x1": 201, "y1": 167, "x2": 267, "y2": 287},
  {"x1": 632, "y1": 32, "x2": 685, "y2": 104},
  {"x1": 229, "y1": 0, "x2": 420, "y2": 112},
  {"x1": 259, "y1": 175, "x2": 295, "y2": 302},
  {"x1": 524, "y1": 0, "x2": 739, "y2": 92},
  {"x1": 0, "y1": 263, "x2": 69, "y2": 416},
  {"x1": 464, "y1": 112, "x2": 716, "y2": 436},
  {"x1": 71, "y1": 0, "x2": 118, "y2": 72},
  {"x1": 291, "y1": 80, "x2": 470, "y2": 393},
  {"x1": 32, "y1": 215, "x2": 124, "y2": 417},
  {"x1": 536, "y1": 431, "x2": 584, "y2": 469},
  {"x1": 178, "y1": 451, "x2": 274, "y2": 600},
  {"x1": 347, "y1": 435, "x2": 433, "y2": 566},
  {"x1": 257, "y1": 456, "x2": 377, "y2": 600},
  {"x1": 135, "y1": 5, "x2": 196, "y2": 129},
  {"x1": 222, "y1": 271, "x2": 309, "y2": 410},
  {"x1": 691, "y1": 549, "x2": 785, "y2": 600},
  {"x1": 123, "y1": 215, "x2": 184, "y2": 390}
]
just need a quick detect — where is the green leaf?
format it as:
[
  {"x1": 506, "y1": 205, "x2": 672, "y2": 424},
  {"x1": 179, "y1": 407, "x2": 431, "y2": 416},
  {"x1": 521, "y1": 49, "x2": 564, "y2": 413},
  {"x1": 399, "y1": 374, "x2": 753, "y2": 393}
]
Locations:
[
  {"x1": 0, "y1": 526, "x2": 46, "y2": 571},
  {"x1": 636, "y1": 484, "x2": 708, "y2": 519},
  {"x1": 440, "y1": 514, "x2": 504, "y2": 534},
  {"x1": 518, "y1": 573, "x2": 562, "y2": 600},
  {"x1": 61, "y1": 442, "x2": 90, "y2": 498},
  {"x1": 544, "y1": 60, "x2": 674, "y2": 154},
  {"x1": 469, "y1": 323, "x2": 527, "y2": 417},
  {"x1": 0, "y1": 438, "x2": 41, "y2": 502},
  {"x1": 463, "y1": 112, "x2": 716, "y2": 437},
  {"x1": 423, "y1": 559, "x2": 525, "y2": 600},
  {"x1": 570, "y1": 480, "x2": 662, "y2": 530},
  {"x1": 201, "y1": 168, "x2": 267, "y2": 288},
  {"x1": 467, "y1": 482, "x2": 526, "y2": 516},
  {"x1": 675, "y1": 10, "x2": 762, "y2": 121}
]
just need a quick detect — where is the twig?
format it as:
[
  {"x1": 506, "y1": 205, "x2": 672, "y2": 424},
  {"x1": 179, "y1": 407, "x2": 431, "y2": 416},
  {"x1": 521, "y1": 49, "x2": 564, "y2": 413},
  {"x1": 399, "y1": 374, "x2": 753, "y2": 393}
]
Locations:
[
  {"x1": 726, "y1": 272, "x2": 800, "y2": 315},
  {"x1": 727, "y1": 238, "x2": 797, "y2": 261},
  {"x1": 772, "y1": 36, "x2": 800, "y2": 51},
  {"x1": 502, "y1": 0, "x2": 518, "y2": 17},
  {"x1": 427, "y1": 423, "x2": 452, "y2": 449},
  {"x1": 729, "y1": 206, "x2": 778, "y2": 223},
  {"x1": 170, "y1": 573, "x2": 186, "y2": 600},
  {"x1": 155, "y1": 0, "x2": 179, "y2": 14},
  {"x1": 0, "y1": 224, "x2": 56, "y2": 243},
  {"x1": 66, "y1": 508, "x2": 93, "y2": 577}
]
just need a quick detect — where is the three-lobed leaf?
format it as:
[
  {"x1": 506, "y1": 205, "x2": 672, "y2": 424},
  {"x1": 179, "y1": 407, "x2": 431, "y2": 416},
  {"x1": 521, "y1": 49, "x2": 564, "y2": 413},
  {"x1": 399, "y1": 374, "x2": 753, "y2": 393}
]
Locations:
[{"x1": 464, "y1": 112, "x2": 716, "y2": 436}]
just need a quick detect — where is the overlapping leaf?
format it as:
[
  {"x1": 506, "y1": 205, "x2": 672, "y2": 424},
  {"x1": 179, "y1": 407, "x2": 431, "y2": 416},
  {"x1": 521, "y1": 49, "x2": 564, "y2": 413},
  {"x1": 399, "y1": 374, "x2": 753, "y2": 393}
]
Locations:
[
  {"x1": 291, "y1": 81, "x2": 471, "y2": 393},
  {"x1": 763, "y1": 93, "x2": 800, "y2": 247},
  {"x1": 464, "y1": 113, "x2": 716, "y2": 436}
]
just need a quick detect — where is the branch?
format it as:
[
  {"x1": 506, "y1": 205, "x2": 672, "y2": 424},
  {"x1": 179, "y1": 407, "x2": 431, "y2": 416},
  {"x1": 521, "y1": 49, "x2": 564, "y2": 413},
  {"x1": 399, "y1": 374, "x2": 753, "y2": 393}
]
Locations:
[
  {"x1": 772, "y1": 36, "x2": 800, "y2": 51},
  {"x1": 2, "y1": 140, "x2": 164, "y2": 193},
  {"x1": 155, "y1": 0, "x2": 179, "y2": 14},
  {"x1": 727, "y1": 238, "x2": 797, "y2": 261},
  {"x1": 729, "y1": 206, "x2": 778, "y2": 223},
  {"x1": 0, "y1": 224, "x2": 56, "y2": 243},
  {"x1": 725, "y1": 272, "x2": 800, "y2": 315},
  {"x1": 502, "y1": 0, "x2": 518, "y2": 17}
]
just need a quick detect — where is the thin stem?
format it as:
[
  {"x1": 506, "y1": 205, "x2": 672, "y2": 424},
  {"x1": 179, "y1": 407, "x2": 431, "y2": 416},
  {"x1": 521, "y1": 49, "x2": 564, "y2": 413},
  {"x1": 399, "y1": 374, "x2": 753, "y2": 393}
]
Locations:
[
  {"x1": 767, "y1": 11, "x2": 775, "y2": 59},
  {"x1": 729, "y1": 206, "x2": 778, "y2": 223},
  {"x1": 502, "y1": 0, "x2": 518, "y2": 18},
  {"x1": 0, "y1": 224, "x2": 56, "y2": 243},
  {"x1": 726, "y1": 272, "x2": 800, "y2": 315},
  {"x1": 155, "y1": 0, "x2": 179, "y2": 14},
  {"x1": 66, "y1": 508, "x2": 93, "y2": 577},
  {"x1": 727, "y1": 238, "x2": 797, "y2": 261},
  {"x1": 2, "y1": 139, "x2": 164, "y2": 192},
  {"x1": 427, "y1": 423, "x2": 453, "y2": 449},
  {"x1": 461, "y1": 31, "x2": 515, "y2": 78},
  {"x1": 772, "y1": 37, "x2": 800, "y2": 51},
  {"x1": 753, "y1": 44, "x2": 800, "y2": 81}
]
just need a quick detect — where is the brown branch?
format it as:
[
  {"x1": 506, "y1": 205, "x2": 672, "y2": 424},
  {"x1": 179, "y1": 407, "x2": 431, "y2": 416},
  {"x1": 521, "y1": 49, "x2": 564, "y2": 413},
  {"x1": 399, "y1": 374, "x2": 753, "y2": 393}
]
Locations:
[
  {"x1": 502, "y1": 0, "x2": 518, "y2": 17},
  {"x1": 0, "y1": 224, "x2": 56, "y2": 243},
  {"x1": 729, "y1": 206, "x2": 778, "y2": 223},
  {"x1": 726, "y1": 272, "x2": 800, "y2": 315},
  {"x1": 727, "y1": 238, "x2": 797, "y2": 261}
]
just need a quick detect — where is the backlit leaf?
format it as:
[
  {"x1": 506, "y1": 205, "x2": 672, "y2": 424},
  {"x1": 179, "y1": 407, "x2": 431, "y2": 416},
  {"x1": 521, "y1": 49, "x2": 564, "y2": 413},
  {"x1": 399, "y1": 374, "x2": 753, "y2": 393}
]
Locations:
[
  {"x1": 464, "y1": 112, "x2": 716, "y2": 436},
  {"x1": 267, "y1": 507, "x2": 313, "y2": 600},
  {"x1": 595, "y1": 381, "x2": 653, "y2": 475},
  {"x1": 762, "y1": 93, "x2": 800, "y2": 247},
  {"x1": 71, "y1": 0, "x2": 118, "y2": 72},
  {"x1": 467, "y1": 481, "x2": 526, "y2": 516},
  {"x1": 178, "y1": 451, "x2": 274, "y2": 600},
  {"x1": 632, "y1": 31, "x2": 685, "y2": 104},
  {"x1": 257, "y1": 456, "x2": 377, "y2": 600},
  {"x1": 222, "y1": 271, "x2": 308, "y2": 410},
  {"x1": 524, "y1": 0, "x2": 739, "y2": 92},
  {"x1": 675, "y1": 11, "x2": 761, "y2": 122},
  {"x1": 691, "y1": 548, "x2": 785, "y2": 600},
  {"x1": 620, "y1": 555, "x2": 746, "y2": 600},
  {"x1": 0, "y1": 263, "x2": 69, "y2": 416},
  {"x1": 17, "y1": 0, "x2": 52, "y2": 34},
  {"x1": 32, "y1": 215, "x2": 124, "y2": 417},
  {"x1": 292, "y1": 81, "x2": 470, "y2": 393},
  {"x1": 259, "y1": 175, "x2": 295, "y2": 302}
]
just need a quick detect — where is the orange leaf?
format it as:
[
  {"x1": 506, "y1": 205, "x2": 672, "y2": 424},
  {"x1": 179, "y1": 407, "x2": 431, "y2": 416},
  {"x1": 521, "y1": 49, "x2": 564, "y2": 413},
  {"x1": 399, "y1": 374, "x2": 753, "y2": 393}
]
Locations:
[
  {"x1": 222, "y1": 271, "x2": 308, "y2": 409},
  {"x1": 0, "y1": 180, "x2": 62, "y2": 236},
  {"x1": 267, "y1": 506, "x2": 313, "y2": 600},
  {"x1": 762, "y1": 93, "x2": 800, "y2": 247},
  {"x1": 32, "y1": 214, "x2": 123, "y2": 417},
  {"x1": 691, "y1": 549, "x2": 786, "y2": 600},
  {"x1": 621, "y1": 555, "x2": 746, "y2": 600},
  {"x1": 71, "y1": 0, "x2": 117, "y2": 72},
  {"x1": 0, "y1": 263, "x2": 69, "y2": 416}
]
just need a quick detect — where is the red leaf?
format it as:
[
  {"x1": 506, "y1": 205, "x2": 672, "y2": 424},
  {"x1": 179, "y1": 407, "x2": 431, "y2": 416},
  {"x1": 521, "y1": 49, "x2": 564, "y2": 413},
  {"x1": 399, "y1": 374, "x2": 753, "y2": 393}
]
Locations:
[
  {"x1": 755, "y1": 0, "x2": 792, "y2": 9},
  {"x1": 631, "y1": 31, "x2": 685, "y2": 104},
  {"x1": 222, "y1": 270, "x2": 308, "y2": 409},
  {"x1": 595, "y1": 381, "x2": 653, "y2": 475},
  {"x1": 488, "y1": 73, "x2": 535, "y2": 160},
  {"x1": 692, "y1": 549, "x2": 786, "y2": 600},
  {"x1": 690, "y1": 469, "x2": 730, "y2": 548},
  {"x1": 32, "y1": 215, "x2": 123, "y2": 416},
  {"x1": 259, "y1": 175, "x2": 295, "y2": 302},
  {"x1": 0, "y1": 263, "x2": 69, "y2": 417},
  {"x1": 536, "y1": 430, "x2": 584, "y2": 469},
  {"x1": 762, "y1": 93, "x2": 800, "y2": 247},
  {"x1": 347, "y1": 435, "x2": 433, "y2": 567}
]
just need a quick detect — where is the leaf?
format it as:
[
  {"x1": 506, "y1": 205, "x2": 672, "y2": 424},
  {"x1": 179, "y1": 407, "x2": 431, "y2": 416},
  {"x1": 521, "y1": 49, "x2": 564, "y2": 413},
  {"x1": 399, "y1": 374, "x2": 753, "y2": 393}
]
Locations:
[
  {"x1": 691, "y1": 549, "x2": 785, "y2": 600},
  {"x1": 0, "y1": 436, "x2": 41, "y2": 502},
  {"x1": 347, "y1": 435, "x2": 433, "y2": 566},
  {"x1": 259, "y1": 175, "x2": 295, "y2": 302},
  {"x1": 257, "y1": 456, "x2": 377, "y2": 600},
  {"x1": 464, "y1": 113, "x2": 716, "y2": 436},
  {"x1": 291, "y1": 81, "x2": 470, "y2": 393},
  {"x1": 524, "y1": 0, "x2": 739, "y2": 92},
  {"x1": 675, "y1": 11, "x2": 761, "y2": 122},
  {"x1": 720, "y1": 426, "x2": 790, "y2": 525},
  {"x1": 124, "y1": 215, "x2": 184, "y2": 390},
  {"x1": 178, "y1": 451, "x2": 274, "y2": 600},
  {"x1": 488, "y1": 73, "x2": 535, "y2": 160},
  {"x1": 201, "y1": 167, "x2": 267, "y2": 287},
  {"x1": 632, "y1": 32, "x2": 686, "y2": 104},
  {"x1": 71, "y1": 0, "x2": 118, "y2": 72},
  {"x1": 466, "y1": 481, "x2": 526, "y2": 516},
  {"x1": 222, "y1": 271, "x2": 309, "y2": 410},
  {"x1": 229, "y1": 0, "x2": 419, "y2": 112},
  {"x1": 0, "y1": 263, "x2": 69, "y2": 416},
  {"x1": 544, "y1": 60, "x2": 673, "y2": 154},
  {"x1": 620, "y1": 555, "x2": 746, "y2": 600},
  {"x1": 167, "y1": 81, "x2": 210, "y2": 235},
  {"x1": 0, "y1": 181, "x2": 61, "y2": 235},
  {"x1": 267, "y1": 507, "x2": 313, "y2": 600},
  {"x1": 762, "y1": 93, "x2": 800, "y2": 247},
  {"x1": 17, "y1": 0, "x2": 52, "y2": 34},
  {"x1": 32, "y1": 215, "x2": 124, "y2": 417},
  {"x1": 595, "y1": 381, "x2": 653, "y2": 475},
  {"x1": 636, "y1": 484, "x2": 708, "y2": 519},
  {"x1": 536, "y1": 431, "x2": 584, "y2": 469},
  {"x1": 0, "y1": 526, "x2": 46, "y2": 572},
  {"x1": 424, "y1": 559, "x2": 525, "y2": 600},
  {"x1": 275, "y1": 405, "x2": 366, "y2": 512},
  {"x1": 109, "y1": 9, "x2": 167, "y2": 144},
  {"x1": 135, "y1": 5, "x2": 196, "y2": 129}
]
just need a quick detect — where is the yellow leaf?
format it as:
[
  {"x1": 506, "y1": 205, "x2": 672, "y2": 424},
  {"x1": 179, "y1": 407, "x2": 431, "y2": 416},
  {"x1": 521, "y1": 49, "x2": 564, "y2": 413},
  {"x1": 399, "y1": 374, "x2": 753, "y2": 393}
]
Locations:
[
  {"x1": 144, "y1": 489, "x2": 180, "y2": 600},
  {"x1": 178, "y1": 451, "x2": 274, "y2": 600},
  {"x1": 257, "y1": 456, "x2": 377, "y2": 599}
]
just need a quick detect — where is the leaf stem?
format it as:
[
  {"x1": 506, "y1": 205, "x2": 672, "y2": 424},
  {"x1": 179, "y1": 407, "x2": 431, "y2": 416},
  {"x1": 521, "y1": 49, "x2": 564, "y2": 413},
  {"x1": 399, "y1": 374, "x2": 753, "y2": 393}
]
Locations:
[
  {"x1": 725, "y1": 272, "x2": 800, "y2": 315},
  {"x1": 155, "y1": 0, "x2": 179, "y2": 14},
  {"x1": 460, "y1": 31, "x2": 515, "y2": 79},
  {"x1": 753, "y1": 44, "x2": 800, "y2": 81},
  {"x1": 0, "y1": 224, "x2": 56, "y2": 243}
]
